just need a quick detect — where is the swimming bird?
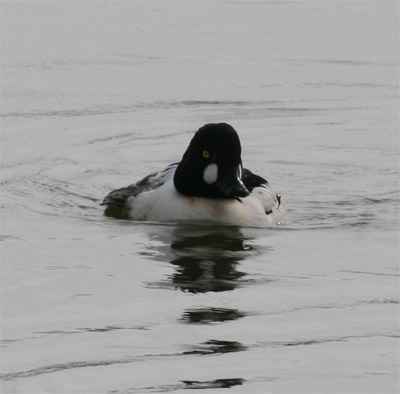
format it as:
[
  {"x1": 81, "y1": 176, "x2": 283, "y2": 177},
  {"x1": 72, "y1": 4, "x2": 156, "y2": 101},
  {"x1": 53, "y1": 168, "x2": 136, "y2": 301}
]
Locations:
[{"x1": 102, "y1": 123, "x2": 286, "y2": 226}]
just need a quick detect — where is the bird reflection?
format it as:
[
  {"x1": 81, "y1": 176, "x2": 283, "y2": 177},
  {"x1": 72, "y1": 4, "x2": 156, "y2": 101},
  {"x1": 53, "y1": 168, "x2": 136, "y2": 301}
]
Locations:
[
  {"x1": 181, "y1": 307, "x2": 247, "y2": 324},
  {"x1": 181, "y1": 378, "x2": 245, "y2": 389},
  {"x1": 169, "y1": 256, "x2": 245, "y2": 293},
  {"x1": 184, "y1": 339, "x2": 247, "y2": 355},
  {"x1": 143, "y1": 225, "x2": 270, "y2": 327},
  {"x1": 160, "y1": 226, "x2": 257, "y2": 293},
  {"x1": 140, "y1": 224, "x2": 266, "y2": 386}
]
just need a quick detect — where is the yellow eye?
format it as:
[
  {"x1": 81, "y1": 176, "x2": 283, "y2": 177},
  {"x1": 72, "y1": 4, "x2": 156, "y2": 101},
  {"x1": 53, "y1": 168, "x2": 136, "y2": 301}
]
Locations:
[{"x1": 202, "y1": 150, "x2": 210, "y2": 159}]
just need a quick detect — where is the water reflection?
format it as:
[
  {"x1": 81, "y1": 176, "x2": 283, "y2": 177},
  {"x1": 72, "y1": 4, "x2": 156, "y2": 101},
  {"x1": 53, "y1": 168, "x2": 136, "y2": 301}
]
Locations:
[
  {"x1": 139, "y1": 225, "x2": 268, "y2": 388},
  {"x1": 108, "y1": 378, "x2": 245, "y2": 392},
  {"x1": 146, "y1": 225, "x2": 264, "y2": 294},
  {"x1": 181, "y1": 378, "x2": 245, "y2": 389},
  {"x1": 181, "y1": 307, "x2": 247, "y2": 324},
  {"x1": 170, "y1": 228, "x2": 250, "y2": 293},
  {"x1": 169, "y1": 256, "x2": 245, "y2": 293},
  {"x1": 184, "y1": 339, "x2": 247, "y2": 355}
]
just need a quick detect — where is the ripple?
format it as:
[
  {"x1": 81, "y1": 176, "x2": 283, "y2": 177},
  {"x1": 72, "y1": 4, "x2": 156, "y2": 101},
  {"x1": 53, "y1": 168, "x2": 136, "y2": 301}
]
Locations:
[
  {"x1": 184, "y1": 339, "x2": 247, "y2": 355},
  {"x1": 3, "y1": 172, "x2": 102, "y2": 224},
  {"x1": 180, "y1": 378, "x2": 245, "y2": 390},
  {"x1": 257, "y1": 332, "x2": 399, "y2": 349},
  {"x1": 0, "y1": 359, "x2": 136, "y2": 382},
  {"x1": 108, "y1": 378, "x2": 245, "y2": 393},
  {"x1": 341, "y1": 270, "x2": 400, "y2": 277},
  {"x1": 293, "y1": 191, "x2": 399, "y2": 231}
]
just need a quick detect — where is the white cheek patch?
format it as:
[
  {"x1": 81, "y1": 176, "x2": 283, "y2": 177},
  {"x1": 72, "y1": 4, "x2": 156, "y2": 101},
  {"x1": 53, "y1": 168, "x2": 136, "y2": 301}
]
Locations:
[{"x1": 203, "y1": 163, "x2": 218, "y2": 184}]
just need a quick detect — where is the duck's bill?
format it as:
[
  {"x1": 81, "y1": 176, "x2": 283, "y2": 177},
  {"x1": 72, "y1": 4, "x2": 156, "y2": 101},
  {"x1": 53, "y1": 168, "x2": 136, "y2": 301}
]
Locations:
[{"x1": 216, "y1": 167, "x2": 249, "y2": 198}]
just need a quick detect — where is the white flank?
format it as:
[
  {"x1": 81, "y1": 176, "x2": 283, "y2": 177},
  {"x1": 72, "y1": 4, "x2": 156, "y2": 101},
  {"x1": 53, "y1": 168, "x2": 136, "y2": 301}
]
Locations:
[{"x1": 126, "y1": 181, "x2": 287, "y2": 227}]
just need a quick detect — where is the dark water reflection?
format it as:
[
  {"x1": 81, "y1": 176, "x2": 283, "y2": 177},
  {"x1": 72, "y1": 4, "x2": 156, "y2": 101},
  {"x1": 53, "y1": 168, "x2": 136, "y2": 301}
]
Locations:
[
  {"x1": 146, "y1": 225, "x2": 267, "y2": 294},
  {"x1": 169, "y1": 255, "x2": 246, "y2": 293},
  {"x1": 144, "y1": 225, "x2": 264, "y2": 379},
  {"x1": 113, "y1": 378, "x2": 245, "y2": 392},
  {"x1": 181, "y1": 378, "x2": 245, "y2": 390},
  {"x1": 181, "y1": 307, "x2": 247, "y2": 324},
  {"x1": 184, "y1": 339, "x2": 247, "y2": 355}
]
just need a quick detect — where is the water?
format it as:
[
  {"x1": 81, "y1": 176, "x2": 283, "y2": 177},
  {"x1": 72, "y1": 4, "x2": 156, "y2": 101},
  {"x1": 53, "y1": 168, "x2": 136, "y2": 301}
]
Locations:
[{"x1": 1, "y1": 1, "x2": 399, "y2": 393}]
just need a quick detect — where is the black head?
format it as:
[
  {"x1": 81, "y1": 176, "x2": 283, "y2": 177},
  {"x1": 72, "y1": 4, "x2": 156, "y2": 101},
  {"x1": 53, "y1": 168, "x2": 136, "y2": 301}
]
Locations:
[{"x1": 173, "y1": 123, "x2": 249, "y2": 199}]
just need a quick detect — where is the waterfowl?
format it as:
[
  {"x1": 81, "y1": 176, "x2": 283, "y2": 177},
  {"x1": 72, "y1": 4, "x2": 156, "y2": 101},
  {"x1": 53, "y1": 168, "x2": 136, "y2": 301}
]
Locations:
[{"x1": 102, "y1": 123, "x2": 286, "y2": 226}]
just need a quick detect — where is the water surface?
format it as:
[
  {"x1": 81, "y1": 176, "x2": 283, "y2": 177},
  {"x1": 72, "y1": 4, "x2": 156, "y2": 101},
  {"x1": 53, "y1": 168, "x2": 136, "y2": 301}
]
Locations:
[{"x1": 1, "y1": 2, "x2": 399, "y2": 393}]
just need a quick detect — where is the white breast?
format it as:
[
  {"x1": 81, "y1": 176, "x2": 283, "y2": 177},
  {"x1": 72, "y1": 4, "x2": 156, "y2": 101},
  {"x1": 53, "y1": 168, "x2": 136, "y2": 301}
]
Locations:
[{"x1": 126, "y1": 181, "x2": 286, "y2": 227}]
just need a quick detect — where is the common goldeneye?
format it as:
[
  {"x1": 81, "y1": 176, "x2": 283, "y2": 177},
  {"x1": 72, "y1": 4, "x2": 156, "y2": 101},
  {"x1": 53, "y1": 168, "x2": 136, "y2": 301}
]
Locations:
[{"x1": 102, "y1": 123, "x2": 287, "y2": 226}]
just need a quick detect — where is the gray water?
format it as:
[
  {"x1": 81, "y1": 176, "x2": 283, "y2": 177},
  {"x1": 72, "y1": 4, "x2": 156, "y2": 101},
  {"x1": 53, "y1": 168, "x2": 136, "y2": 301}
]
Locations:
[{"x1": 1, "y1": 2, "x2": 399, "y2": 393}]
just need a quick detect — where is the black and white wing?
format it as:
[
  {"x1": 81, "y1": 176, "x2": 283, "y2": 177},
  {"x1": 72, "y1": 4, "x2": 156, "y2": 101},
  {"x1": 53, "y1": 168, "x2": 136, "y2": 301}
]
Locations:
[{"x1": 101, "y1": 163, "x2": 178, "y2": 217}]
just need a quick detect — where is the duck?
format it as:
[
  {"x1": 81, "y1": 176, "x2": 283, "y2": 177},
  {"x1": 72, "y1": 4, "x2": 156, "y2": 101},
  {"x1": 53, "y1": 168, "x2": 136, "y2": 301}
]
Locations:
[{"x1": 102, "y1": 123, "x2": 287, "y2": 227}]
